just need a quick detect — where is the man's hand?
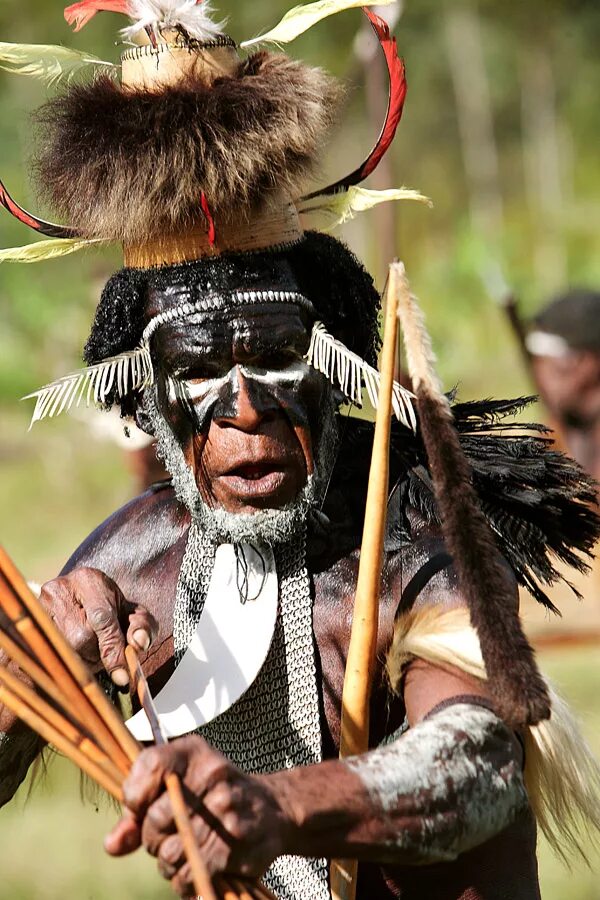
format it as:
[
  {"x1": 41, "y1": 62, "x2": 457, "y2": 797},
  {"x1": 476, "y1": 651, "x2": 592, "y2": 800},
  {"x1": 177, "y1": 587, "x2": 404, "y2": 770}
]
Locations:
[
  {"x1": 104, "y1": 736, "x2": 292, "y2": 896},
  {"x1": 39, "y1": 567, "x2": 158, "y2": 686}
]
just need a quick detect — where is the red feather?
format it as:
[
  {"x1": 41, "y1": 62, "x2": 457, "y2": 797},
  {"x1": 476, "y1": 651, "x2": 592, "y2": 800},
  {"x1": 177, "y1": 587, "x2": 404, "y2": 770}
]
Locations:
[
  {"x1": 200, "y1": 192, "x2": 216, "y2": 246},
  {"x1": 64, "y1": 0, "x2": 131, "y2": 32},
  {"x1": 0, "y1": 178, "x2": 77, "y2": 239},
  {"x1": 358, "y1": 8, "x2": 406, "y2": 181},
  {"x1": 303, "y1": 7, "x2": 407, "y2": 199}
]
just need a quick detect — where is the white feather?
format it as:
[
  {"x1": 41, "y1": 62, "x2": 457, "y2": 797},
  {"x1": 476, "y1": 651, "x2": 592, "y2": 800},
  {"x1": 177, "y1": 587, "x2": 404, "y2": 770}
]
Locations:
[
  {"x1": 298, "y1": 186, "x2": 432, "y2": 229},
  {"x1": 23, "y1": 346, "x2": 153, "y2": 429},
  {"x1": 306, "y1": 321, "x2": 416, "y2": 432},
  {"x1": 0, "y1": 238, "x2": 104, "y2": 264},
  {"x1": 121, "y1": 0, "x2": 226, "y2": 41}
]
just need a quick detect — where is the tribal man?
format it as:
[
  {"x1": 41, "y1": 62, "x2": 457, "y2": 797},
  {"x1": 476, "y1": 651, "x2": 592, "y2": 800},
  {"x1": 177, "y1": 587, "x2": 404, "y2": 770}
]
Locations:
[{"x1": 1, "y1": 2, "x2": 599, "y2": 898}]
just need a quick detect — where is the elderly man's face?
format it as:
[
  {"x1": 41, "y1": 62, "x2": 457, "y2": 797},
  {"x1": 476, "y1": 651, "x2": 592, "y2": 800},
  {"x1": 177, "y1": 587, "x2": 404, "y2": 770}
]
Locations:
[{"x1": 150, "y1": 301, "x2": 327, "y2": 514}]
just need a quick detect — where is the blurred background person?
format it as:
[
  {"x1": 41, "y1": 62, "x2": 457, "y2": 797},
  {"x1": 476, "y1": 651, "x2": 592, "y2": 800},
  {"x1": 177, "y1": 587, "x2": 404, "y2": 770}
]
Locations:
[
  {"x1": 527, "y1": 288, "x2": 600, "y2": 483},
  {"x1": 517, "y1": 287, "x2": 600, "y2": 649}
]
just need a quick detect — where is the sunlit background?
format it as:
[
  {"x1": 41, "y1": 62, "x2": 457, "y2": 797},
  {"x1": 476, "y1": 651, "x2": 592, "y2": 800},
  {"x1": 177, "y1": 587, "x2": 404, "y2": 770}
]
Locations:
[{"x1": 0, "y1": 1, "x2": 598, "y2": 897}]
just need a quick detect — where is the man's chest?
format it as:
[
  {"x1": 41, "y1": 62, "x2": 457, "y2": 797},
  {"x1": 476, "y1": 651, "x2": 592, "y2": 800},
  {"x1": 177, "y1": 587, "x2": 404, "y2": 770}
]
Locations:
[
  {"x1": 109, "y1": 533, "x2": 405, "y2": 750},
  {"x1": 312, "y1": 551, "x2": 406, "y2": 755}
]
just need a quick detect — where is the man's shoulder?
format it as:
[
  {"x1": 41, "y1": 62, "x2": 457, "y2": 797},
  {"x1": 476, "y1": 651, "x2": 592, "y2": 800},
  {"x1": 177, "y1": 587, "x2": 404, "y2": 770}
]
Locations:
[{"x1": 61, "y1": 480, "x2": 190, "y2": 579}]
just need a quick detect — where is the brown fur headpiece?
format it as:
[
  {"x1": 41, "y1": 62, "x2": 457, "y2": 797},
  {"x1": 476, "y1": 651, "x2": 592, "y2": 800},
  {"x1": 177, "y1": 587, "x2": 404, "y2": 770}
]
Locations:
[{"x1": 34, "y1": 52, "x2": 341, "y2": 244}]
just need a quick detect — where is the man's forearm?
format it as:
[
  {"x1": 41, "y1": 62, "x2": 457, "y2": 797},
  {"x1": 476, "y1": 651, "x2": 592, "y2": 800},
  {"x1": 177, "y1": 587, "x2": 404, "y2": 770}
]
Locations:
[{"x1": 264, "y1": 702, "x2": 527, "y2": 865}]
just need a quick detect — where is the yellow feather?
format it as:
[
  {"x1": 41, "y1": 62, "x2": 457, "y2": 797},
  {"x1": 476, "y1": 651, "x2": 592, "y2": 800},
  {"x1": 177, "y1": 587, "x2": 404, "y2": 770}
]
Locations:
[
  {"x1": 0, "y1": 42, "x2": 115, "y2": 86},
  {"x1": 0, "y1": 238, "x2": 104, "y2": 264},
  {"x1": 241, "y1": 0, "x2": 395, "y2": 48},
  {"x1": 299, "y1": 186, "x2": 432, "y2": 229}
]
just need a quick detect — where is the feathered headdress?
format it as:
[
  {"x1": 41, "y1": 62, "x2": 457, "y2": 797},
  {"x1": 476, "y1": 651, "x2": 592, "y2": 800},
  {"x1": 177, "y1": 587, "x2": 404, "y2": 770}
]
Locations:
[{"x1": 1, "y1": 0, "x2": 427, "y2": 429}]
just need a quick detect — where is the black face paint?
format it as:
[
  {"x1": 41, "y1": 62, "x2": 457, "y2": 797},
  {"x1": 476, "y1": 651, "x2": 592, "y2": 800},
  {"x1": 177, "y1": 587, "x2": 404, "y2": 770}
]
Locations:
[{"x1": 153, "y1": 304, "x2": 326, "y2": 444}]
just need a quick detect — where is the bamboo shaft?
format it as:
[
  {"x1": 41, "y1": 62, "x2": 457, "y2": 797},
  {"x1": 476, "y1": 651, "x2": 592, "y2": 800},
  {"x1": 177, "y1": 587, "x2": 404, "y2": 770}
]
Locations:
[
  {"x1": 0, "y1": 548, "x2": 140, "y2": 768},
  {"x1": 216, "y1": 878, "x2": 277, "y2": 900},
  {"x1": 0, "y1": 681, "x2": 123, "y2": 802},
  {"x1": 0, "y1": 664, "x2": 119, "y2": 777},
  {"x1": 330, "y1": 264, "x2": 401, "y2": 900},
  {"x1": 125, "y1": 646, "x2": 217, "y2": 900},
  {"x1": 218, "y1": 882, "x2": 240, "y2": 900},
  {"x1": 0, "y1": 572, "x2": 132, "y2": 775},
  {"x1": 339, "y1": 265, "x2": 400, "y2": 756},
  {"x1": 0, "y1": 623, "x2": 70, "y2": 711},
  {"x1": 165, "y1": 773, "x2": 218, "y2": 900},
  {"x1": 229, "y1": 879, "x2": 254, "y2": 900}
]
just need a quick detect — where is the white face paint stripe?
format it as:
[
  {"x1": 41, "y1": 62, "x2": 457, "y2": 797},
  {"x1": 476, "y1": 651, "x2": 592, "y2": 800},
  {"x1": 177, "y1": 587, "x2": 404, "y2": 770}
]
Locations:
[
  {"x1": 238, "y1": 359, "x2": 311, "y2": 390},
  {"x1": 167, "y1": 360, "x2": 313, "y2": 406},
  {"x1": 167, "y1": 372, "x2": 230, "y2": 404}
]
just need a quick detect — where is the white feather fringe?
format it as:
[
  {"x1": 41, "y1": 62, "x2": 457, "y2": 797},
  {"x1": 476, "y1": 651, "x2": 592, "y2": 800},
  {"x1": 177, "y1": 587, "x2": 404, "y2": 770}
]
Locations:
[
  {"x1": 121, "y1": 0, "x2": 226, "y2": 41},
  {"x1": 306, "y1": 321, "x2": 416, "y2": 432},
  {"x1": 388, "y1": 604, "x2": 600, "y2": 866},
  {"x1": 23, "y1": 345, "x2": 153, "y2": 429},
  {"x1": 25, "y1": 319, "x2": 417, "y2": 432}
]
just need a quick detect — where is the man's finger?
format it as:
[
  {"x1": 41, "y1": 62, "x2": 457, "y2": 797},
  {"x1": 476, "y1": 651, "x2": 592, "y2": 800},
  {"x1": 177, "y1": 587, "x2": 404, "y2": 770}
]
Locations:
[
  {"x1": 170, "y1": 861, "x2": 196, "y2": 897},
  {"x1": 141, "y1": 792, "x2": 178, "y2": 856},
  {"x1": 81, "y1": 596, "x2": 129, "y2": 684},
  {"x1": 123, "y1": 744, "x2": 187, "y2": 818},
  {"x1": 126, "y1": 605, "x2": 159, "y2": 653},
  {"x1": 156, "y1": 815, "x2": 212, "y2": 874},
  {"x1": 123, "y1": 736, "x2": 213, "y2": 817},
  {"x1": 104, "y1": 812, "x2": 142, "y2": 857},
  {"x1": 67, "y1": 568, "x2": 130, "y2": 683}
]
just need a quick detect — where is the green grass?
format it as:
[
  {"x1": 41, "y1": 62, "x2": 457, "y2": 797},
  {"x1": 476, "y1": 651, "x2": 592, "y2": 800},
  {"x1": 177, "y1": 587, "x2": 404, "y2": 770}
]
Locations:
[
  {"x1": 0, "y1": 757, "x2": 167, "y2": 900},
  {"x1": 0, "y1": 406, "x2": 132, "y2": 582}
]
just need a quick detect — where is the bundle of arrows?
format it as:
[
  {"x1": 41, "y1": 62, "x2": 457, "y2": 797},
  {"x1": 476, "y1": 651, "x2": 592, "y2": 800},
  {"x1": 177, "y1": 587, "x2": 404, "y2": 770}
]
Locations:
[{"x1": 0, "y1": 545, "x2": 275, "y2": 900}]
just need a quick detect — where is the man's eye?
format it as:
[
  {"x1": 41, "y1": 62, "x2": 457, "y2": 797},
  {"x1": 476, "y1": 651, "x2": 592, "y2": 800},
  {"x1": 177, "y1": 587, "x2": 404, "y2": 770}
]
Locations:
[
  {"x1": 177, "y1": 368, "x2": 212, "y2": 383},
  {"x1": 265, "y1": 349, "x2": 300, "y2": 368}
]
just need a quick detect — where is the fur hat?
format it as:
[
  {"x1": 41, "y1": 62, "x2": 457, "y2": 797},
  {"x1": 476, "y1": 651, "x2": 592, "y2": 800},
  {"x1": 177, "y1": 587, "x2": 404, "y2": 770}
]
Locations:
[{"x1": 1, "y1": 0, "x2": 418, "y2": 430}]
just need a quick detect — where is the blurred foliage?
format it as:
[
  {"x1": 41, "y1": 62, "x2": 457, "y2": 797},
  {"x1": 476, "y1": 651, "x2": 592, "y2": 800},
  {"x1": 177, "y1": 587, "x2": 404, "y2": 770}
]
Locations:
[{"x1": 0, "y1": 0, "x2": 599, "y2": 896}]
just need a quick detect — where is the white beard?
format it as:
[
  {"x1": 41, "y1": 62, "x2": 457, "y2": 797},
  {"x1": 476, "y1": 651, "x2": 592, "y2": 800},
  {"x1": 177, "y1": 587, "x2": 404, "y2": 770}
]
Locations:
[{"x1": 143, "y1": 387, "x2": 339, "y2": 545}]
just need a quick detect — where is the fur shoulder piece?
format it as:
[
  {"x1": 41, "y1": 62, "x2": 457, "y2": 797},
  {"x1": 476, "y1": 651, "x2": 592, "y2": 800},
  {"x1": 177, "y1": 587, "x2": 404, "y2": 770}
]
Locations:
[
  {"x1": 34, "y1": 52, "x2": 341, "y2": 243},
  {"x1": 338, "y1": 397, "x2": 600, "y2": 612}
]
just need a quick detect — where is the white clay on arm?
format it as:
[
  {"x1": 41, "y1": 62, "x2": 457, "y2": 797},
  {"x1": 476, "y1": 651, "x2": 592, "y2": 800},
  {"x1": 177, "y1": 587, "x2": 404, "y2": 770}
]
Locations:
[{"x1": 345, "y1": 702, "x2": 527, "y2": 864}]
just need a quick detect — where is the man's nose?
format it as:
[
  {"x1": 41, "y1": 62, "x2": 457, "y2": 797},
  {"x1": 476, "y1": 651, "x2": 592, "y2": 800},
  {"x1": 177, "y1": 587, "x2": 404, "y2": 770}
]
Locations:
[{"x1": 213, "y1": 369, "x2": 278, "y2": 432}]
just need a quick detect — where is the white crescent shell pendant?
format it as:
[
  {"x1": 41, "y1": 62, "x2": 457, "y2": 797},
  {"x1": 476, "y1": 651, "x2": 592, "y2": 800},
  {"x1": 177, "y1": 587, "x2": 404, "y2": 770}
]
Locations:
[{"x1": 126, "y1": 542, "x2": 278, "y2": 741}]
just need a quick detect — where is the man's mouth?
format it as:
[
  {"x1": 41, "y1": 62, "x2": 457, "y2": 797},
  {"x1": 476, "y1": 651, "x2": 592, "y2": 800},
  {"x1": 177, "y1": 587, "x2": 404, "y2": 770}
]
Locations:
[{"x1": 219, "y1": 461, "x2": 289, "y2": 499}]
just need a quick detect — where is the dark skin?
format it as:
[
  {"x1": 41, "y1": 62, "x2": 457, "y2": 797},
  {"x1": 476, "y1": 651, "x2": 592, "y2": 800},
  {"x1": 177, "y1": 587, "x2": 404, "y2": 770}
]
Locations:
[{"x1": 0, "y1": 301, "x2": 533, "y2": 898}]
